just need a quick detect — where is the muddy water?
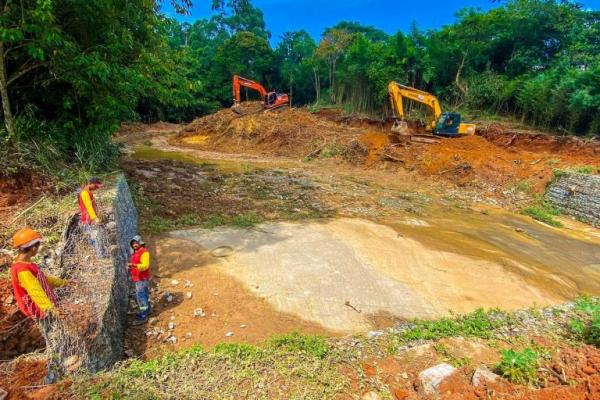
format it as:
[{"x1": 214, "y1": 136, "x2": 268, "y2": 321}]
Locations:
[{"x1": 383, "y1": 206, "x2": 600, "y2": 300}]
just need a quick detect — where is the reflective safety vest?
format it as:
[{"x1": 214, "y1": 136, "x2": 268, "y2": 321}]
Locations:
[
  {"x1": 130, "y1": 248, "x2": 150, "y2": 282},
  {"x1": 10, "y1": 262, "x2": 57, "y2": 320},
  {"x1": 78, "y1": 188, "x2": 97, "y2": 224}
]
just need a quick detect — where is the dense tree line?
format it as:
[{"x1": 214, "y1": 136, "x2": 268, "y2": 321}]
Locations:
[{"x1": 1, "y1": 0, "x2": 598, "y2": 177}]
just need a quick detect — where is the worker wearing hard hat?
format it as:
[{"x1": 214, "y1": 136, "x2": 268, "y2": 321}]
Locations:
[
  {"x1": 10, "y1": 228, "x2": 68, "y2": 383},
  {"x1": 128, "y1": 235, "x2": 151, "y2": 325},
  {"x1": 78, "y1": 177, "x2": 107, "y2": 258},
  {"x1": 10, "y1": 228, "x2": 67, "y2": 320}
]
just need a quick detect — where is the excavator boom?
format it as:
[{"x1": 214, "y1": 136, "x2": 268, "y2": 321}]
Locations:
[
  {"x1": 232, "y1": 75, "x2": 289, "y2": 113},
  {"x1": 387, "y1": 81, "x2": 475, "y2": 139}
]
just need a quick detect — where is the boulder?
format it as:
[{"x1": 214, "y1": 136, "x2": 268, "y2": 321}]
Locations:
[
  {"x1": 417, "y1": 363, "x2": 457, "y2": 395},
  {"x1": 471, "y1": 365, "x2": 499, "y2": 386}
]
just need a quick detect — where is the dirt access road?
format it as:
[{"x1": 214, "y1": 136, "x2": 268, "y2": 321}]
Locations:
[{"x1": 118, "y1": 117, "x2": 600, "y2": 356}]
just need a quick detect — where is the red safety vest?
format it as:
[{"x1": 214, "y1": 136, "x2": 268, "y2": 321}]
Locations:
[
  {"x1": 10, "y1": 262, "x2": 58, "y2": 321},
  {"x1": 78, "y1": 188, "x2": 97, "y2": 224},
  {"x1": 130, "y1": 248, "x2": 150, "y2": 282}
]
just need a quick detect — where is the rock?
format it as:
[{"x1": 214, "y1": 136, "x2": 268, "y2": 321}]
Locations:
[
  {"x1": 367, "y1": 330, "x2": 384, "y2": 338},
  {"x1": 240, "y1": 324, "x2": 247, "y2": 328},
  {"x1": 194, "y1": 308, "x2": 206, "y2": 317},
  {"x1": 225, "y1": 332, "x2": 233, "y2": 337},
  {"x1": 417, "y1": 363, "x2": 457, "y2": 395},
  {"x1": 149, "y1": 317, "x2": 158, "y2": 325},
  {"x1": 164, "y1": 292, "x2": 173, "y2": 303},
  {"x1": 170, "y1": 315, "x2": 176, "y2": 321},
  {"x1": 362, "y1": 391, "x2": 381, "y2": 400},
  {"x1": 471, "y1": 365, "x2": 499, "y2": 386},
  {"x1": 184, "y1": 280, "x2": 193, "y2": 288},
  {"x1": 3, "y1": 295, "x2": 13, "y2": 305},
  {"x1": 186, "y1": 332, "x2": 193, "y2": 339},
  {"x1": 168, "y1": 322, "x2": 175, "y2": 330},
  {"x1": 186, "y1": 292, "x2": 193, "y2": 299},
  {"x1": 514, "y1": 227, "x2": 525, "y2": 233},
  {"x1": 124, "y1": 349, "x2": 134, "y2": 358},
  {"x1": 171, "y1": 279, "x2": 179, "y2": 286},
  {"x1": 63, "y1": 355, "x2": 82, "y2": 374},
  {"x1": 166, "y1": 336, "x2": 177, "y2": 344},
  {"x1": 391, "y1": 388, "x2": 409, "y2": 400},
  {"x1": 400, "y1": 372, "x2": 409, "y2": 379},
  {"x1": 0, "y1": 387, "x2": 7, "y2": 400}
]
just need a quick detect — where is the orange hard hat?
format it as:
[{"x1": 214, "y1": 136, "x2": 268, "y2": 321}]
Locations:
[{"x1": 12, "y1": 228, "x2": 42, "y2": 249}]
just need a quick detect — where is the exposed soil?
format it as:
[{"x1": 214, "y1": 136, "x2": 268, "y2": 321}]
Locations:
[
  {"x1": 0, "y1": 279, "x2": 45, "y2": 360},
  {"x1": 125, "y1": 236, "x2": 332, "y2": 359},
  {"x1": 176, "y1": 106, "x2": 599, "y2": 206},
  {"x1": 0, "y1": 172, "x2": 48, "y2": 225},
  {"x1": 0, "y1": 357, "x2": 47, "y2": 400}
]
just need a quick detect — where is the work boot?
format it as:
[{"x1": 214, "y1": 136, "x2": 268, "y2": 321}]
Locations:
[{"x1": 132, "y1": 316, "x2": 148, "y2": 326}]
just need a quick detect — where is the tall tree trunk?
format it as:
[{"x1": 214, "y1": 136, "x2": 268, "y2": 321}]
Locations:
[
  {"x1": 313, "y1": 67, "x2": 320, "y2": 104},
  {"x1": 330, "y1": 58, "x2": 336, "y2": 104},
  {"x1": 0, "y1": 42, "x2": 16, "y2": 138},
  {"x1": 455, "y1": 52, "x2": 467, "y2": 98}
]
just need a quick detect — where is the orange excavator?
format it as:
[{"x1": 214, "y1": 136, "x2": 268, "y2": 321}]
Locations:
[{"x1": 232, "y1": 75, "x2": 289, "y2": 114}]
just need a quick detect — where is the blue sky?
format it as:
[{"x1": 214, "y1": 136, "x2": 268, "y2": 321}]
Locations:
[{"x1": 161, "y1": 0, "x2": 600, "y2": 44}]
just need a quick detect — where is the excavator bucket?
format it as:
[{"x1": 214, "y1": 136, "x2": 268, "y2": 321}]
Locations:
[
  {"x1": 231, "y1": 104, "x2": 244, "y2": 116},
  {"x1": 391, "y1": 120, "x2": 410, "y2": 135}
]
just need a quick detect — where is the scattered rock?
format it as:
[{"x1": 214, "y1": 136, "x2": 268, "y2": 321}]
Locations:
[
  {"x1": 124, "y1": 349, "x2": 135, "y2": 358},
  {"x1": 471, "y1": 365, "x2": 499, "y2": 386},
  {"x1": 225, "y1": 332, "x2": 233, "y2": 337},
  {"x1": 240, "y1": 324, "x2": 247, "y2": 328},
  {"x1": 417, "y1": 363, "x2": 457, "y2": 395},
  {"x1": 368, "y1": 330, "x2": 384, "y2": 338},
  {"x1": 166, "y1": 336, "x2": 177, "y2": 344},
  {"x1": 170, "y1": 315, "x2": 176, "y2": 321},
  {"x1": 171, "y1": 279, "x2": 179, "y2": 286},
  {"x1": 362, "y1": 391, "x2": 381, "y2": 400},
  {"x1": 186, "y1": 292, "x2": 193, "y2": 299},
  {"x1": 0, "y1": 387, "x2": 7, "y2": 400},
  {"x1": 149, "y1": 317, "x2": 158, "y2": 325},
  {"x1": 184, "y1": 280, "x2": 193, "y2": 288},
  {"x1": 168, "y1": 322, "x2": 176, "y2": 330},
  {"x1": 194, "y1": 308, "x2": 206, "y2": 317},
  {"x1": 515, "y1": 227, "x2": 525, "y2": 233},
  {"x1": 400, "y1": 372, "x2": 409, "y2": 379},
  {"x1": 3, "y1": 294, "x2": 14, "y2": 305},
  {"x1": 164, "y1": 292, "x2": 173, "y2": 303},
  {"x1": 186, "y1": 332, "x2": 193, "y2": 339}
]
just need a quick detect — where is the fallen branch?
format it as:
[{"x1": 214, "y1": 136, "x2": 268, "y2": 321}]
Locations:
[{"x1": 8, "y1": 195, "x2": 46, "y2": 226}]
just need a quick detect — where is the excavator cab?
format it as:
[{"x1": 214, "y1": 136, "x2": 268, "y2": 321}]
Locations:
[
  {"x1": 435, "y1": 113, "x2": 461, "y2": 136},
  {"x1": 265, "y1": 92, "x2": 289, "y2": 110}
]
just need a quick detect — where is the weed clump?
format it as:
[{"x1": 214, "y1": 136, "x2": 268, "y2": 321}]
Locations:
[
  {"x1": 267, "y1": 331, "x2": 329, "y2": 358},
  {"x1": 523, "y1": 203, "x2": 562, "y2": 227},
  {"x1": 496, "y1": 348, "x2": 539, "y2": 385},
  {"x1": 570, "y1": 296, "x2": 600, "y2": 347}
]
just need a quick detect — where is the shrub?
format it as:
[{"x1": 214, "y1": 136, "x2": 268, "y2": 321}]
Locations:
[{"x1": 496, "y1": 348, "x2": 539, "y2": 385}]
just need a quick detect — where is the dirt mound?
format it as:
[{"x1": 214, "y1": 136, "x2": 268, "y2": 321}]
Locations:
[
  {"x1": 0, "y1": 358, "x2": 49, "y2": 400},
  {"x1": 0, "y1": 279, "x2": 45, "y2": 360},
  {"x1": 480, "y1": 123, "x2": 600, "y2": 157},
  {"x1": 178, "y1": 102, "x2": 362, "y2": 158}
]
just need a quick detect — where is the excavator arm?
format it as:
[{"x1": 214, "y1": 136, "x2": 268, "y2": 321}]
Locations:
[
  {"x1": 387, "y1": 81, "x2": 475, "y2": 139},
  {"x1": 388, "y1": 81, "x2": 442, "y2": 131},
  {"x1": 232, "y1": 75, "x2": 289, "y2": 114},
  {"x1": 233, "y1": 75, "x2": 268, "y2": 105}
]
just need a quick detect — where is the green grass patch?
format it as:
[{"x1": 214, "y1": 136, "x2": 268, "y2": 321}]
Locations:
[
  {"x1": 570, "y1": 296, "x2": 600, "y2": 347},
  {"x1": 510, "y1": 180, "x2": 532, "y2": 194},
  {"x1": 267, "y1": 331, "x2": 330, "y2": 358},
  {"x1": 523, "y1": 204, "x2": 562, "y2": 227},
  {"x1": 397, "y1": 308, "x2": 506, "y2": 342},
  {"x1": 232, "y1": 213, "x2": 263, "y2": 228},
  {"x1": 146, "y1": 214, "x2": 201, "y2": 233},
  {"x1": 496, "y1": 348, "x2": 539, "y2": 385},
  {"x1": 202, "y1": 214, "x2": 228, "y2": 228}
]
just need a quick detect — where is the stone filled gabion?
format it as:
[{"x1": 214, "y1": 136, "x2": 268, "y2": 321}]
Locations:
[
  {"x1": 49, "y1": 175, "x2": 137, "y2": 377},
  {"x1": 546, "y1": 172, "x2": 600, "y2": 228}
]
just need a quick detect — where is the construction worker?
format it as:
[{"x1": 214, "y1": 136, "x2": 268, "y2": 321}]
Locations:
[
  {"x1": 78, "y1": 177, "x2": 107, "y2": 258},
  {"x1": 128, "y1": 235, "x2": 151, "y2": 325},
  {"x1": 10, "y1": 227, "x2": 68, "y2": 383}
]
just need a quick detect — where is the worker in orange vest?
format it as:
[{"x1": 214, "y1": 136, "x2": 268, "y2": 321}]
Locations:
[
  {"x1": 10, "y1": 227, "x2": 68, "y2": 383},
  {"x1": 78, "y1": 177, "x2": 107, "y2": 258},
  {"x1": 129, "y1": 235, "x2": 151, "y2": 325}
]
